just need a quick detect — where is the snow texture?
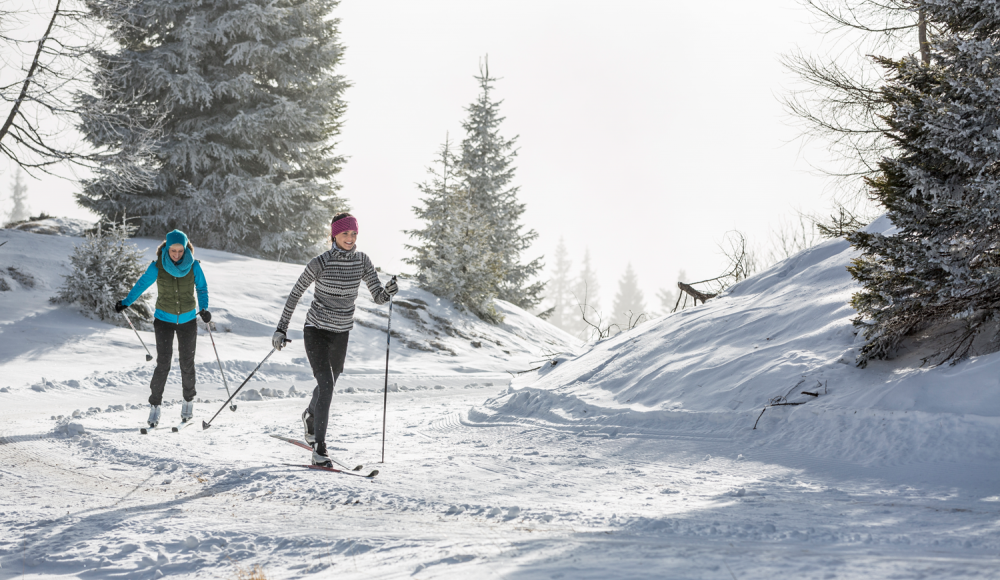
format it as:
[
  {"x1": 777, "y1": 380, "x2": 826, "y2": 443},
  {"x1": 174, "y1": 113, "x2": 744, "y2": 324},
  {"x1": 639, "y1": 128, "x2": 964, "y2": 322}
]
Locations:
[{"x1": 1, "y1": 223, "x2": 998, "y2": 579}]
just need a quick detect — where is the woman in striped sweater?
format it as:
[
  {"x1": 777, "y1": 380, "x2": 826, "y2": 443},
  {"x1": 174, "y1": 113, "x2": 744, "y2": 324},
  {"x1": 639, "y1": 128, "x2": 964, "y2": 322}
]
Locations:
[{"x1": 272, "y1": 213, "x2": 398, "y2": 467}]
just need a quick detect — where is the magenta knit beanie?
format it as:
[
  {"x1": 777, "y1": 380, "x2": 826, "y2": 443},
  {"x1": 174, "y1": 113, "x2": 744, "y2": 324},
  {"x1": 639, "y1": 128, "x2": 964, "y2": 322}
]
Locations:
[{"x1": 331, "y1": 216, "x2": 359, "y2": 238}]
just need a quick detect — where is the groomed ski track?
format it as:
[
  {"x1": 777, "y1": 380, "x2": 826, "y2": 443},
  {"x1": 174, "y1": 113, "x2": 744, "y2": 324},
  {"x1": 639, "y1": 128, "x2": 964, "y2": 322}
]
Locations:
[{"x1": 1, "y1": 374, "x2": 997, "y2": 580}]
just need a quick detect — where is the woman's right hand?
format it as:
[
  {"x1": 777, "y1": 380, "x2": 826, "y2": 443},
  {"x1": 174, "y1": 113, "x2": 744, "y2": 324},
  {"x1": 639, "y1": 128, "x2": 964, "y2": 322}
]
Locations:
[{"x1": 272, "y1": 330, "x2": 287, "y2": 350}]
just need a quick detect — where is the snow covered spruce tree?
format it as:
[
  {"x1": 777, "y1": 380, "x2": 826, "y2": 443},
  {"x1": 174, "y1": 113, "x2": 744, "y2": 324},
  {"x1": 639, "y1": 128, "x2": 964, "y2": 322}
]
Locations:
[
  {"x1": 611, "y1": 262, "x2": 646, "y2": 331},
  {"x1": 571, "y1": 247, "x2": 601, "y2": 338},
  {"x1": 77, "y1": 0, "x2": 348, "y2": 261},
  {"x1": 849, "y1": 1, "x2": 1000, "y2": 366},
  {"x1": 6, "y1": 168, "x2": 29, "y2": 224},
  {"x1": 52, "y1": 219, "x2": 153, "y2": 325},
  {"x1": 544, "y1": 237, "x2": 575, "y2": 331},
  {"x1": 406, "y1": 61, "x2": 543, "y2": 322},
  {"x1": 406, "y1": 136, "x2": 506, "y2": 322},
  {"x1": 457, "y1": 63, "x2": 544, "y2": 311}
]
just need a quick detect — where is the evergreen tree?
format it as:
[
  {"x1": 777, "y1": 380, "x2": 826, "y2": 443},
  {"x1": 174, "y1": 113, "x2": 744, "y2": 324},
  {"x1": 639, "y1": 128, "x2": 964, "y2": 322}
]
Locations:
[
  {"x1": 406, "y1": 60, "x2": 543, "y2": 321},
  {"x1": 51, "y1": 218, "x2": 153, "y2": 325},
  {"x1": 405, "y1": 135, "x2": 505, "y2": 322},
  {"x1": 457, "y1": 59, "x2": 544, "y2": 310},
  {"x1": 545, "y1": 236, "x2": 575, "y2": 331},
  {"x1": 7, "y1": 168, "x2": 29, "y2": 223},
  {"x1": 78, "y1": 0, "x2": 348, "y2": 262},
  {"x1": 570, "y1": 247, "x2": 601, "y2": 337},
  {"x1": 611, "y1": 262, "x2": 646, "y2": 330},
  {"x1": 849, "y1": 1, "x2": 1000, "y2": 365}
]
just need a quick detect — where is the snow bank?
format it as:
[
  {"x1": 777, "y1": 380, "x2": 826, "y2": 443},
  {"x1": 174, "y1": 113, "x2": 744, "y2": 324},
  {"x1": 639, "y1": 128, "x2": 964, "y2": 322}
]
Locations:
[
  {"x1": 3, "y1": 216, "x2": 94, "y2": 237},
  {"x1": 472, "y1": 217, "x2": 1000, "y2": 467}
]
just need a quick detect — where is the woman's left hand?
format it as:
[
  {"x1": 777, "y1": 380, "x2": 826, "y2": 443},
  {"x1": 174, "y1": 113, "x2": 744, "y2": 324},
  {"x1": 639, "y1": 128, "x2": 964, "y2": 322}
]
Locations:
[{"x1": 386, "y1": 277, "x2": 398, "y2": 296}]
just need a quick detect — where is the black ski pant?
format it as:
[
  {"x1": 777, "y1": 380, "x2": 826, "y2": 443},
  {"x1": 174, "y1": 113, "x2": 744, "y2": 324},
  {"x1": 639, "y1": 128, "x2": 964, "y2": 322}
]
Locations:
[
  {"x1": 303, "y1": 326, "x2": 350, "y2": 449},
  {"x1": 149, "y1": 318, "x2": 198, "y2": 406}
]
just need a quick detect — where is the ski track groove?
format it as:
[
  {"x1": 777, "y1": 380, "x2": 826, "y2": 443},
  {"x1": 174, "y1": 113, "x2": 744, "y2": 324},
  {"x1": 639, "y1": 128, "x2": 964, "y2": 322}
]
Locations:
[{"x1": 2, "y1": 378, "x2": 999, "y2": 578}]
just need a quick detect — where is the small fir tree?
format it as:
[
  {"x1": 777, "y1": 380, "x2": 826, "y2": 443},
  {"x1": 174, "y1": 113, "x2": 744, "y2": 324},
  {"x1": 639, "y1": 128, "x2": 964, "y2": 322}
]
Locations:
[
  {"x1": 51, "y1": 219, "x2": 153, "y2": 325},
  {"x1": 78, "y1": 0, "x2": 348, "y2": 262},
  {"x1": 406, "y1": 136, "x2": 505, "y2": 322},
  {"x1": 849, "y1": 1, "x2": 1000, "y2": 365},
  {"x1": 571, "y1": 247, "x2": 602, "y2": 338},
  {"x1": 457, "y1": 59, "x2": 544, "y2": 310},
  {"x1": 407, "y1": 60, "x2": 543, "y2": 321},
  {"x1": 611, "y1": 262, "x2": 647, "y2": 330},
  {"x1": 656, "y1": 288, "x2": 676, "y2": 316},
  {"x1": 7, "y1": 168, "x2": 29, "y2": 223},
  {"x1": 545, "y1": 237, "x2": 575, "y2": 331}
]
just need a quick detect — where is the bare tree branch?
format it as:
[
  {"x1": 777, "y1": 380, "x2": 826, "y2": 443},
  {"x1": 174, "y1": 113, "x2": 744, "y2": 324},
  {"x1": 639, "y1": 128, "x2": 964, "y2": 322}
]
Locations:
[{"x1": 0, "y1": 0, "x2": 158, "y2": 191}]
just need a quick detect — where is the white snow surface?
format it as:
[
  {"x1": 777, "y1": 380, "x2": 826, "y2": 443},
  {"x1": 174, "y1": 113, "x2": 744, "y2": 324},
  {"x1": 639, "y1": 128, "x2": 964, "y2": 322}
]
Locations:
[{"x1": 2, "y1": 222, "x2": 999, "y2": 579}]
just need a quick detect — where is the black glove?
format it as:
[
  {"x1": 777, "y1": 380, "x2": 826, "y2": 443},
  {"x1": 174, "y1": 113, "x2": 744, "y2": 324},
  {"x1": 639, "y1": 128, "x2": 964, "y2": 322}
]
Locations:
[
  {"x1": 385, "y1": 276, "x2": 398, "y2": 297},
  {"x1": 199, "y1": 310, "x2": 212, "y2": 323},
  {"x1": 114, "y1": 300, "x2": 128, "y2": 313}
]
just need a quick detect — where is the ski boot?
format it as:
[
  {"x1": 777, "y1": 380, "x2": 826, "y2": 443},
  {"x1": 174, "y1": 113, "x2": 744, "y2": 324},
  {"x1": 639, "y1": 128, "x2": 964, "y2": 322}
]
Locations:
[
  {"x1": 147, "y1": 404, "x2": 161, "y2": 428},
  {"x1": 301, "y1": 409, "x2": 316, "y2": 446},
  {"x1": 311, "y1": 443, "x2": 333, "y2": 468},
  {"x1": 181, "y1": 401, "x2": 194, "y2": 423}
]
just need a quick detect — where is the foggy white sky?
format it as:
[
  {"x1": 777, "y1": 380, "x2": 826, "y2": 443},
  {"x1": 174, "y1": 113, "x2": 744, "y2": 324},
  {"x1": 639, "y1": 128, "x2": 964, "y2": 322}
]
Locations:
[{"x1": 5, "y1": 0, "x2": 845, "y2": 316}]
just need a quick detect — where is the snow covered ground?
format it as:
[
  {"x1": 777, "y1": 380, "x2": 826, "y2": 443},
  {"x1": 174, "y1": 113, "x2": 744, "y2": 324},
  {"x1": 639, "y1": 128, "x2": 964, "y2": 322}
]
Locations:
[{"x1": 1, "y1": 222, "x2": 999, "y2": 579}]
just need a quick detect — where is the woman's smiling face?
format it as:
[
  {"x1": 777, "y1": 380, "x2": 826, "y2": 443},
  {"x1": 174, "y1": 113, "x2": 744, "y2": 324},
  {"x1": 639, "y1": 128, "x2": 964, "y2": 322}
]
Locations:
[
  {"x1": 334, "y1": 230, "x2": 357, "y2": 251},
  {"x1": 168, "y1": 244, "x2": 185, "y2": 262}
]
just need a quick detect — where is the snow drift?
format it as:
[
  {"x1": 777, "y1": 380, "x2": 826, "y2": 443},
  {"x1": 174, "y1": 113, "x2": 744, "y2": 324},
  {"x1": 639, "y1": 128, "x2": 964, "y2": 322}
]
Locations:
[{"x1": 471, "y1": 216, "x2": 1000, "y2": 471}]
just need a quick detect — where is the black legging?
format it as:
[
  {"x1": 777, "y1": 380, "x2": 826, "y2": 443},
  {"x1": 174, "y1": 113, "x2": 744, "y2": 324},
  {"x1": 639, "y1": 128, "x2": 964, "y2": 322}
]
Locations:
[
  {"x1": 303, "y1": 326, "x2": 350, "y2": 449},
  {"x1": 149, "y1": 318, "x2": 198, "y2": 406}
]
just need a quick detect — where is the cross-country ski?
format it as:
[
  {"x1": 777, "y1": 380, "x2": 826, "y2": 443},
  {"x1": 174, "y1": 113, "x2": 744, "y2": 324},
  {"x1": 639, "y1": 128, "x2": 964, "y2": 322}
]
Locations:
[
  {"x1": 269, "y1": 434, "x2": 363, "y2": 471},
  {"x1": 281, "y1": 463, "x2": 379, "y2": 479}
]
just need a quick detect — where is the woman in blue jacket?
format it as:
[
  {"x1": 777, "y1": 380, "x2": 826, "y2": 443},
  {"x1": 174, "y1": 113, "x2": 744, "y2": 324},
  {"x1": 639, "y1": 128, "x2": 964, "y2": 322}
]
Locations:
[{"x1": 116, "y1": 229, "x2": 210, "y2": 428}]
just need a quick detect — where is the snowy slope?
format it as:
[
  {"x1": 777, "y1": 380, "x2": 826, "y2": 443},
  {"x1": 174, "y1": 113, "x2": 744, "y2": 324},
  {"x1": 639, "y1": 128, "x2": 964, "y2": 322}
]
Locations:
[
  {"x1": 475, "y1": 215, "x2": 1000, "y2": 475},
  {"x1": 2, "y1": 221, "x2": 999, "y2": 580},
  {"x1": 0, "y1": 227, "x2": 581, "y2": 393}
]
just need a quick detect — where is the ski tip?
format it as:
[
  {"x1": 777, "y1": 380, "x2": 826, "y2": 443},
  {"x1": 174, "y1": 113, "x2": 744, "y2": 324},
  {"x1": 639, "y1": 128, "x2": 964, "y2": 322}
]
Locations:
[
  {"x1": 353, "y1": 465, "x2": 363, "y2": 471},
  {"x1": 201, "y1": 420, "x2": 211, "y2": 430},
  {"x1": 366, "y1": 470, "x2": 379, "y2": 478},
  {"x1": 140, "y1": 428, "x2": 148, "y2": 434}
]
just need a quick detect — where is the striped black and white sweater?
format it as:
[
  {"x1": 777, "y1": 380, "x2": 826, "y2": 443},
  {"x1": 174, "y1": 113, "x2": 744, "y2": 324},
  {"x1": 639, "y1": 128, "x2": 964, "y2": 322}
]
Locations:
[{"x1": 277, "y1": 246, "x2": 391, "y2": 333}]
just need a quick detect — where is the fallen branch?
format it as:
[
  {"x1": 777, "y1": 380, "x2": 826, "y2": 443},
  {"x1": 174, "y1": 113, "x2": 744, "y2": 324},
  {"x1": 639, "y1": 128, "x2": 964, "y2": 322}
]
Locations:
[
  {"x1": 677, "y1": 281, "x2": 717, "y2": 305},
  {"x1": 506, "y1": 366, "x2": 542, "y2": 378},
  {"x1": 753, "y1": 402, "x2": 807, "y2": 429},
  {"x1": 752, "y1": 390, "x2": 817, "y2": 430}
]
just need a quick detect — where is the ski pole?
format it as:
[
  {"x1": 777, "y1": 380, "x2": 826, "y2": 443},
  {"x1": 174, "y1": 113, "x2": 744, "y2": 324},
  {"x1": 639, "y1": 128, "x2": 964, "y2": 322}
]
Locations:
[
  {"x1": 121, "y1": 310, "x2": 153, "y2": 362},
  {"x1": 381, "y1": 276, "x2": 397, "y2": 463},
  {"x1": 202, "y1": 339, "x2": 291, "y2": 430},
  {"x1": 205, "y1": 322, "x2": 236, "y2": 412}
]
